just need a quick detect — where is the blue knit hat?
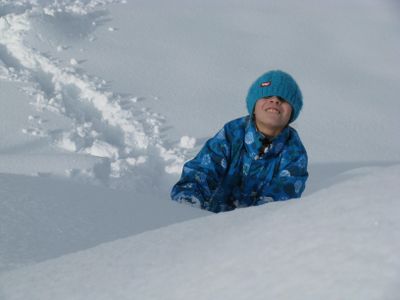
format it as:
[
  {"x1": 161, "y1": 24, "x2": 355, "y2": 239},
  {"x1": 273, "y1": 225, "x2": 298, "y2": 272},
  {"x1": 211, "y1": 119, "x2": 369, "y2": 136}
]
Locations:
[{"x1": 246, "y1": 70, "x2": 303, "y2": 123}]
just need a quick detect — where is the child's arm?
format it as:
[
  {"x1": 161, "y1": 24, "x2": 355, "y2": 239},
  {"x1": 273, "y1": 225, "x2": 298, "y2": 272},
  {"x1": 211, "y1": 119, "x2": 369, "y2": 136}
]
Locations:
[
  {"x1": 171, "y1": 127, "x2": 231, "y2": 210},
  {"x1": 258, "y1": 150, "x2": 308, "y2": 204}
]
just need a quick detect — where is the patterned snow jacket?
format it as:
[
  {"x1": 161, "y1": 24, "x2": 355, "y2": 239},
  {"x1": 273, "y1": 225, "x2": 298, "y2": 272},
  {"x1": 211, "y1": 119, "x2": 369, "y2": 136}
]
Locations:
[{"x1": 171, "y1": 116, "x2": 308, "y2": 213}]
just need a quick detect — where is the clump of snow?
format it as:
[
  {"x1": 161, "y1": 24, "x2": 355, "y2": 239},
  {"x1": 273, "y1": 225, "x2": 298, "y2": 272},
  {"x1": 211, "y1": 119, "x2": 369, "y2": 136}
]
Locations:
[
  {"x1": 179, "y1": 136, "x2": 196, "y2": 149},
  {"x1": 164, "y1": 159, "x2": 185, "y2": 174},
  {"x1": 69, "y1": 58, "x2": 78, "y2": 65},
  {"x1": 110, "y1": 156, "x2": 147, "y2": 177},
  {"x1": 21, "y1": 127, "x2": 45, "y2": 137},
  {"x1": 83, "y1": 139, "x2": 119, "y2": 159},
  {"x1": 56, "y1": 132, "x2": 78, "y2": 152}
]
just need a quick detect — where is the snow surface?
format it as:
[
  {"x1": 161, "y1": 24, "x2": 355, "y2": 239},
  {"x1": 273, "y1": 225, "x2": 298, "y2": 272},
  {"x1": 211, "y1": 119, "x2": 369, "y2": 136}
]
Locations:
[
  {"x1": 1, "y1": 0, "x2": 400, "y2": 299},
  {"x1": 1, "y1": 165, "x2": 400, "y2": 299}
]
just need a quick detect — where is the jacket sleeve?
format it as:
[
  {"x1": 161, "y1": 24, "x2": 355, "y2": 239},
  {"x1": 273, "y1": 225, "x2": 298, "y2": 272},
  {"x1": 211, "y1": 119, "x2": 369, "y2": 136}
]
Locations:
[
  {"x1": 170, "y1": 127, "x2": 231, "y2": 210},
  {"x1": 258, "y1": 150, "x2": 308, "y2": 204}
]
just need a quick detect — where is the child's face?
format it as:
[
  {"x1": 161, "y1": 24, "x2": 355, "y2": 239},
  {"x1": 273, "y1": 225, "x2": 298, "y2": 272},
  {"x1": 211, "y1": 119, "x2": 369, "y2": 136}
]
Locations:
[{"x1": 253, "y1": 96, "x2": 292, "y2": 137}]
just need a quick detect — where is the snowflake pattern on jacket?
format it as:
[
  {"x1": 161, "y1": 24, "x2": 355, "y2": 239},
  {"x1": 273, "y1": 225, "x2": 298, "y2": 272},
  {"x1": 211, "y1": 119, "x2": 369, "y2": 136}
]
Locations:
[{"x1": 171, "y1": 116, "x2": 308, "y2": 213}]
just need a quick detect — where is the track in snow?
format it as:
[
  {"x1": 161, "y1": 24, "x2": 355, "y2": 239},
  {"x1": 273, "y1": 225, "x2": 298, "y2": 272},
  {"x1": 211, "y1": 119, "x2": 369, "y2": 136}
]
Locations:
[{"x1": 0, "y1": 0, "x2": 192, "y2": 184}]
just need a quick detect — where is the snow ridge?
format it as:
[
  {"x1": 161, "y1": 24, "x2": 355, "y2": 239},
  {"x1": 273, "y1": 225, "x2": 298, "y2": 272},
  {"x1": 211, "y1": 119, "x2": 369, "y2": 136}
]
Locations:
[{"x1": 0, "y1": 0, "x2": 191, "y2": 181}]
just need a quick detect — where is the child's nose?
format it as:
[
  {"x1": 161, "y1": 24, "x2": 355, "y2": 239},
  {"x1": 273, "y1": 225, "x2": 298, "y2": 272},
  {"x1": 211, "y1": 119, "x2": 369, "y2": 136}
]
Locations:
[{"x1": 267, "y1": 97, "x2": 281, "y2": 105}]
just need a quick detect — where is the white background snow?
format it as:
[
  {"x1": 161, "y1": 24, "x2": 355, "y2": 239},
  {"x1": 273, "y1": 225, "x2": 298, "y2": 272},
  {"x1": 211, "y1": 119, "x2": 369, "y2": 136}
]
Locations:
[{"x1": 1, "y1": 0, "x2": 400, "y2": 299}]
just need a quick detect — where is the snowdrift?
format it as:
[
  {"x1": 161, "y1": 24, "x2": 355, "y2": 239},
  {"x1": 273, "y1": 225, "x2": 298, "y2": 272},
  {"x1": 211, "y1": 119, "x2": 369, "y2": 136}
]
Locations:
[{"x1": 1, "y1": 164, "x2": 399, "y2": 300}]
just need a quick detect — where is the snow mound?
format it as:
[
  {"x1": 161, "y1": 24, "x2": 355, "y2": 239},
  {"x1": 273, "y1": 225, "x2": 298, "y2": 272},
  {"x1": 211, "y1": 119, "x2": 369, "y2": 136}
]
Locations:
[{"x1": 1, "y1": 164, "x2": 399, "y2": 300}]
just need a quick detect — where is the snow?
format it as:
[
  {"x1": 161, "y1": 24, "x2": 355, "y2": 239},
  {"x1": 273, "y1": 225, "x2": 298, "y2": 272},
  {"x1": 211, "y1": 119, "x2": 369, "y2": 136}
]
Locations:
[
  {"x1": 179, "y1": 136, "x2": 196, "y2": 149},
  {"x1": 1, "y1": 165, "x2": 400, "y2": 299},
  {"x1": 1, "y1": 0, "x2": 400, "y2": 299}
]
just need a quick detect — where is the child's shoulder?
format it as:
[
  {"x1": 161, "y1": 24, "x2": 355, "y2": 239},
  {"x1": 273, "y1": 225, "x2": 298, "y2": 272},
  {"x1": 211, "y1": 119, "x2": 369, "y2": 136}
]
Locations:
[
  {"x1": 287, "y1": 126, "x2": 308, "y2": 155},
  {"x1": 223, "y1": 115, "x2": 250, "y2": 131},
  {"x1": 214, "y1": 115, "x2": 249, "y2": 143}
]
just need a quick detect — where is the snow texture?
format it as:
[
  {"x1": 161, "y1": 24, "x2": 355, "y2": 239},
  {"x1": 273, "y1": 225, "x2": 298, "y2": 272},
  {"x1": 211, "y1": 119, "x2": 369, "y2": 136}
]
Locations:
[
  {"x1": 1, "y1": 0, "x2": 400, "y2": 299},
  {"x1": 1, "y1": 165, "x2": 400, "y2": 299}
]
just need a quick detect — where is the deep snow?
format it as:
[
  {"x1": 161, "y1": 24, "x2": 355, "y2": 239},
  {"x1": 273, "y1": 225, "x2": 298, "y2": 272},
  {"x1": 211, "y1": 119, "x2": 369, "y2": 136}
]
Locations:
[
  {"x1": 1, "y1": 0, "x2": 400, "y2": 299},
  {"x1": 1, "y1": 164, "x2": 400, "y2": 299}
]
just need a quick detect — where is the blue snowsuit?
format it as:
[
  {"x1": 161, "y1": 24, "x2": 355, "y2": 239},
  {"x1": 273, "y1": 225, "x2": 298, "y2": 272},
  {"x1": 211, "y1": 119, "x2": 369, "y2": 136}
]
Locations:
[{"x1": 171, "y1": 115, "x2": 308, "y2": 213}]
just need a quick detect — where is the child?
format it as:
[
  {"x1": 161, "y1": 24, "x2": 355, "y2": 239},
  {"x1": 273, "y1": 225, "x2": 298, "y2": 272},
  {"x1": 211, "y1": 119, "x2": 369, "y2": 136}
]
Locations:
[{"x1": 171, "y1": 70, "x2": 308, "y2": 213}]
